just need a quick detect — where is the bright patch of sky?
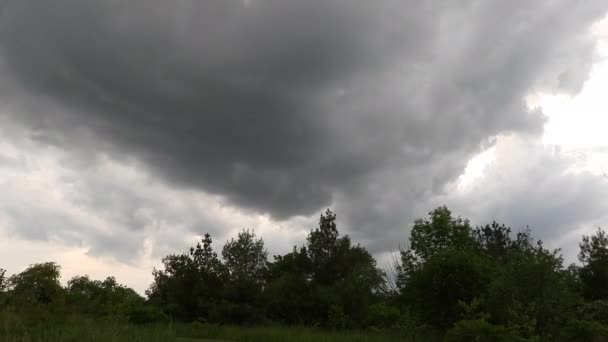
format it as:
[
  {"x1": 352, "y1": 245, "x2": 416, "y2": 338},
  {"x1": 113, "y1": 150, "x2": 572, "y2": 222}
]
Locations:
[{"x1": 459, "y1": 15, "x2": 608, "y2": 189}]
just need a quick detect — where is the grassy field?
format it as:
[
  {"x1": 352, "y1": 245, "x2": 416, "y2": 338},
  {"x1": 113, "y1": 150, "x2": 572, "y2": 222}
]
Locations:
[
  {"x1": 0, "y1": 318, "x2": 429, "y2": 342},
  {"x1": 174, "y1": 324, "x2": 415, "y2": 342}
]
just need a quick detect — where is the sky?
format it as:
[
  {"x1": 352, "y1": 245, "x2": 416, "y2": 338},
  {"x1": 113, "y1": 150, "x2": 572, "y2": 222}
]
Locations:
[{"x1": 0, "y1": 1, "x2": 607, "y2": 294}]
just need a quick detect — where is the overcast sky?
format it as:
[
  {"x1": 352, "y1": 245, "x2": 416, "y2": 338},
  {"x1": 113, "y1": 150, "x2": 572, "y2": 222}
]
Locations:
[{"x1": 0, "y1": 1, "x2": 607, "y2": 293}]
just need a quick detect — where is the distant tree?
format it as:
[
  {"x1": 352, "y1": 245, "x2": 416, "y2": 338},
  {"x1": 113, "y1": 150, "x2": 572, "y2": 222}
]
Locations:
[
  {"x1": 0, "y1": 268, "x2": 6, "y2": 292},
  {"x1": 8, "y1": 262, "x2": 64, "y2": 307},
  {"x1": 6, "y1": 262, "x2": 66, "y2": 322},
  {"x1": 222, "y1": 229, "x2": 268, "y2": 286},
  {"x1": 403, "y1": 249, "x2": 492, "y2": 329},
  {"x1": 397, "y1": 206, "x2": 475, "y2": 290},
  {"x1": 409, "y1": 206, "x2": 474, "y2": 262},
  {"x1": 67, "y1": 275, "x2": 144, "y2": 318},
  {"x1": 147, "y1": 233, "x2": 226, "y2": 322},
  {"x1": 579, "y1": 228, "x2": 608, "y2": 300},
  {"x1": 220, "y1": 229, "x2": 269, "y2": 323},
  {"x1": 397, "y1": 207, "x2": 580, "y2": 336},
  {"x1": 265, "y1": 210, "x2": 385, "y2": 327},
  {"x1": 306, "y1": 210, "x2": 385, "y2": 327},
  {"x1": 487, "y1": 241, "x2": 576, "y2": 337},
  {"x1": 0, "y1": 268, "x2": 7, "y2": 305},
  {"x1": 147, "y1": 254, "x2": 198, "y2": 320},
  {"x1": 191, "y1": 233, "x2": 225, "y2": 276},
  {"x1": 264, "y1": 246, "x2": 313, "y2": 324},
  {"x1": 474, "y1": 222, "x2": 513, "y2": 259}
]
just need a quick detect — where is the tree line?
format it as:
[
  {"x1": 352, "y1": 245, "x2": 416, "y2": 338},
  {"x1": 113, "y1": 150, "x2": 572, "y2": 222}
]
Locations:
[{"x1": 2, "y1": 206, "x2": 608, "y2": 340}]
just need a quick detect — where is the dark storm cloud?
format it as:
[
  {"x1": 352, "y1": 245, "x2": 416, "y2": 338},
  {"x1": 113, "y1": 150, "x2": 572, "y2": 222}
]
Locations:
[
  {"x1": 0, "y1": 0, "x2": 606, "y2": 246},
  {"x1": 0, "y1": 0, "x2": 439, "y2": 217}
]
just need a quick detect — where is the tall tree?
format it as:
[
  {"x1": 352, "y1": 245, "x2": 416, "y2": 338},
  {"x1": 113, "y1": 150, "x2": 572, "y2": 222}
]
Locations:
[
  {"x1": 6, "y1": 262, "x2": 66, "y2": 322},
  {"x1": 579, "y1": 228, "x2": 608, "y2": 300},
  {"x1": 305, "y1": 210, "x2": 386, "y2": 327},
  {"x1": 409, "y1": 206, "x2": 474, "y2": 262},
  {"x1": 221, "y1": 229, "x2": 269, "y2": 323},
  {"x1": 397, "y1": 206, "x2": 475, "y2": 290},
  {"x1": 147, "y1": 233, "x2": 226, "y2": 322},
  {"x1": 222, "y1": 229, "x2": 268, "y2": 286}
]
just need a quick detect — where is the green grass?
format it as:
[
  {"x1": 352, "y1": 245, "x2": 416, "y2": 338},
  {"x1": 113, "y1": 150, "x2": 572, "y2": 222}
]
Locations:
[
  {"x1": 174, "y1": 324, "x2": 412, "y2": 342},
  {"x1": 0, "y1": 316, "x2": 173, "y2": 342},
  {"x1": 0, "y1": 316, "x2": 424, "y2": 342}
]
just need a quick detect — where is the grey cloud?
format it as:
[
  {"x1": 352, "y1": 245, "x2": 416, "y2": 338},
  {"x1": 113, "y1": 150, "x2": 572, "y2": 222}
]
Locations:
[
  {"x1": 441, "y1": 136, "x2": 608, "y2": 262},
  {"x1": 0, "y1": 1, "x2": 606, "y2": 256}
]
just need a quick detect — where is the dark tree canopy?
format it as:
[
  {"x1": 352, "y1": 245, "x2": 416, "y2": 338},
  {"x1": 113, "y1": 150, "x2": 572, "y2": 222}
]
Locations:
[
  {"x1": 1, "y1": 207, "x2": 607, "y2": 340},
  {"x1": 579, "y1": 228, "x2": 608, "y2": 300}
]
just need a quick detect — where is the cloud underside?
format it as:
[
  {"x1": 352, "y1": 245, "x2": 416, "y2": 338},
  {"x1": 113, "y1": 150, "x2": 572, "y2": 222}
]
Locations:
[{"x1": 0, "y1": 1, "x2": 607, "y2": 265}]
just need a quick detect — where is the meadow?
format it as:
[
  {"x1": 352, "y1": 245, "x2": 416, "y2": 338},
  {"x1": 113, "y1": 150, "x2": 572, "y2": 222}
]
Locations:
[{"x1": 0, "y1": 318, "x2": 416, "y2": 342}]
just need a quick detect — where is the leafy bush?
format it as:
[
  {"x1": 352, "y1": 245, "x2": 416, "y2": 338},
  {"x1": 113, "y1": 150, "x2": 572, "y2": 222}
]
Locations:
[
  {"x1": 366, "y1": 303, "x2": 401, "y2": 329},
  {"x1": 579, "y1": 300, "x2": 608, "y2": 325},
  {"x1": 128, "y1": 306, "x2": 169, "y2": 325},
  {"x1": 445, "y1": 319, "x2": 522, "y2": 342},
  {"x1": 327, "y1": 304, "x2": 352, "y2": 329},
  {"x1": 557, "y1": 320, "x2": 608, "y2": 342}
]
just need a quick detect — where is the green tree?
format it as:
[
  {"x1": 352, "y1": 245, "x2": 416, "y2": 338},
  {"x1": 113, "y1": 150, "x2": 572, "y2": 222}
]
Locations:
[
  {"x1": 403, "y1": 249, "x2": 492, "y2": 329},
  {"x1": 409, "y1": 206, "x2": 474, "y2": 262},
  {"x1": 8, "y1": 262, "x2": 64, "y2": 307},
  {"x1": 264, "y1": 246, "x2": 314, "y2": 324},
  {"x1": 485, "y1": 238, "x2": 579, "y2": 338},
  {"x1": 579, "y1": 228, "x2": 608, "y2": 300},
  {"x1": 473, "y1": 222, "x2": 514, "y2": 259},
  {"x1": 265, "y1": 210, "x2": 385, "y2": 327},
  {"x1": 0, "y1": 268, "x2": 7, "y2": 306},
  {"x1": 147, "y1": 233, "x2": 226, "y2": 322},
  {"x1": 222, "y1": 229, "x2": 268, "y2": 286},
  {"x1": 67, "y1": 275, "x2": 144, "y2": 319},
  {"x1": 6, "y1": 262, "x2": 66, "y2": 322},
  {"x1": 397, "y1": 206, "x2": 475, "y2": 291},
  {"x1": 306, "y1": 210, "x2": 385, "y2": 327},
  {"x1": 220, "y1": 229, "x2": 269, "y2": 323}
]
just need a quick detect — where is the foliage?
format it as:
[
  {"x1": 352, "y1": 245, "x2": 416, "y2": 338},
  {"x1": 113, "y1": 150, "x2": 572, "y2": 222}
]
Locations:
[
  {"x1": 396, "y1": 206, "x2": 582, "y2": 338},
  {"x1": 409, "y1": 206, "x2": 474, "y2": 262},
  {"x1": 221, "y1": 229, "x2": 269, "y2": 324},
  {"x1": 484, "y1": 239, "x2": 579, "y2": 337},
  {"x1": 264, "y1": 209, "x2": 385, "y2": 327},
  {"x1": 579, "y1": 228, "x2": 608, "y2": 300},
  {"x1": 445, "y1": 319, "x2": 522, "y2": 342},
  {"x1": 578, "y1": 300, "x2": 608, "y2": 325},
  {"x1": 147, "y1": 233, "x2": 226, "y2": 322},
  {"x1": 174, "y1": 322, "x2": 409, "y2": 342},
  {"x1": 128, "y1": 306, "x2": 169, "y2": 325},
  {"x1": 6, "y1": 262, "x2": 66, "y2": 322},
  {"x1": 403, "y1": 249, "x2": 492, "y2": 329},
  {"x1": 67, "y1": 275, "x2": 145, "y2": 319},
  {"x1": 556, "y1": 320, "x2": 608, "y2": 342},
  {"x1": 365, "y1": 303, "x2": 401, "y2": 329},
  {"x1": 2, "y1": 206, "x2": 608, "y2": 341}
]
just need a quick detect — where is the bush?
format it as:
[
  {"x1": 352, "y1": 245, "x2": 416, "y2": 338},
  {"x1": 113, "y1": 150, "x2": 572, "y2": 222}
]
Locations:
[
  {"x1": 128, "y1": 306, "x2": 169, "y2": 325},
  {"x1": 579, "y1": 300, "x2": 608, "y2": 325},
  {"x1": 366, "y1": 303, "x2": 401, "y2": 329},
  {"x1": 327, "y1": 304, "x2": 352, "y2": 330},
  {"x1": 557, "y1": 320, "x2": 608, "y2": 342},
  {"x1": 445, "y1": 319, "x2": 522, "y2": 342}
]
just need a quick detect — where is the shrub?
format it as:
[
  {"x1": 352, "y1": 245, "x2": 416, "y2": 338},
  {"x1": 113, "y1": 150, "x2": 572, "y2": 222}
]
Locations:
[
  {"x1": 557, "y1": 320, "x2": 608, "y2": 342},
  {"x1": 128, "y1": 306, "x2": 169, "y2": 325},
  {"x1": 327, "y1": 304, "x2": 352, "y2": 330},
  {"x1": 445, "y1": 319, "x2": 522, "y2": 342},
  {"x1": 366, "y1": 303, "x2": 401, "y2": 329},
  {"x1": 579, "y1": 300, "x2": 608, "y2": 325}
]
